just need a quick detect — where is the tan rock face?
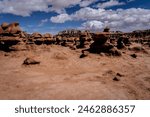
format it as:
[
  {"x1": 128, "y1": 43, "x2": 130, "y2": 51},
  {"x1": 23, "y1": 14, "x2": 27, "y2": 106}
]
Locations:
[
  {"x1": 43, "y1": 33, "x2": 52, "y2": 38},
  {"x1": 88, "y1": 32, "x2": 122, "y2": 56},
  {"x1": 0, "y1": 22, "x2": 22, "y2": 35},
  {"x1": 92, "y1": 33, "x2": 109, "y2": 45},
  {"x1": 10, "y1": 22, "x2": 19, "y2": 33},
  {"x1": 31, "y1": 32, "x2": 42, "y2": 38},
  {"x1": 0, "y1": 26, "x2": 3, "y2": 34},
  {"x1": 1, "y1": 22, "x2": 9, "y2": 30},
  {"x1": 0, "y1": 22, "x2": 23, "y2": 51}
]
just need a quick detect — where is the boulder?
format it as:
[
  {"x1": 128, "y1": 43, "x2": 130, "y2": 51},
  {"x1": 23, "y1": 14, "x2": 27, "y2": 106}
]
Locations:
[{"x1": 23, "y1": 57, "x2": 40, "y2": 65}]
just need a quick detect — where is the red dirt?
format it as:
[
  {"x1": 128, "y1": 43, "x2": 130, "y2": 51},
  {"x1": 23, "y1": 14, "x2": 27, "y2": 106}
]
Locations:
[{"x1": 0, "y1": 45, "x2": 150, "y2": 99}]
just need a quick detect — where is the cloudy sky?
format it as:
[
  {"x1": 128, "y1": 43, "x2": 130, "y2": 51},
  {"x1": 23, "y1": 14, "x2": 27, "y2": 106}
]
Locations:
[{"x1": 0, "y1": 0, "x2": 150, "y2": 34}]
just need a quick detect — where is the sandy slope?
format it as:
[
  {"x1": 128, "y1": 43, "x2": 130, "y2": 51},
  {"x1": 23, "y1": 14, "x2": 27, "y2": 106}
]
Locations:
[{"x1": 0, "y1": 45, "x2": 150, "y2": 100}]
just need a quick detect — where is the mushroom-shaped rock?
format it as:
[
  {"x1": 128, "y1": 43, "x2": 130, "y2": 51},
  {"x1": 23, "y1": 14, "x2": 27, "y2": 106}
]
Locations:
[
  {"x1": 92, "y1": 32, "x2": 110, "y2": 44},
  {"x1": 1, "y1": 22, "x2": 9, "y2": 30},
  {"x1": 32, "y1": 32, "x2": 42, "y2": 38},
  {"x1": 43, "y1": 33, "x2": 52, "y2": 38},
  {"x1": 5, "y1": 22, "x2": 22, "y2": 34}
]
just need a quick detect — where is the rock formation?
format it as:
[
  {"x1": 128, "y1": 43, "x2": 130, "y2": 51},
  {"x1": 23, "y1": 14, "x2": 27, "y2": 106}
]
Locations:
[
  {"x1": 86, "y1": 30, "x2": 122, "y2": 56},
  {"x1": 43, "y1": 33, "x2": 54, "y2": 45},
  {"x1": 0, "y1": 22, "x2": 22, "y2": 36},
  {"x1": 0, "y1": 22, "x2": 23, "y2": 51}
]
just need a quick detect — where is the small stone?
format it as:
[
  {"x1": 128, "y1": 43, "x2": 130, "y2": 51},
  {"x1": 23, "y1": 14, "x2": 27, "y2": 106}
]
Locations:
[
  {"x1": 113, "y1": 76, "x2": 120, "y2": 81},
  {"x1": 116, "y1": 73, "x2": 124, "y2": 77},
  {"x1": 130, "y1": 54, "x2": 137, "y2": 58},
  {"x1": 80, "y1": 53, "x2": 88, "y2": 58}
]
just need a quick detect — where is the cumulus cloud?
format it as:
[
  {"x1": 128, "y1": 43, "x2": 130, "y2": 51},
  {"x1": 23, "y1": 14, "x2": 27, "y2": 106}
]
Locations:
[
  {"x1": 0, "y1": 0, "x2": 50, "y2": 16},
  {"x1": 0, "y1": 0, "x2": 99, "y2": 16},
  {"x1": 48, "y1": 0, "x2": 81, "y2": 13},
  {"x1": 0, "y1": 0, "x2": 81, "y2": 16},
  {"x1": 97, "y1": 0, "x2": 125, "y2": 9},
  {"x1": 82, "y1": 20, "x2": 104, "y2": 31},
  {"x1": 81, "y1": 8, "x2": 150, "y2": 31},
  {"x1": 50, "y1": 13, "x2": 72, "y2": 23},
  {"x1": 79, "y1": 0, "x2": 97, "y2": 7},
  {"x1": 72, "y1": 7, "x2": 106, "y2": 20},
  {"x1": 51, "y1": 7, "x2": 150, "y2": 31}
]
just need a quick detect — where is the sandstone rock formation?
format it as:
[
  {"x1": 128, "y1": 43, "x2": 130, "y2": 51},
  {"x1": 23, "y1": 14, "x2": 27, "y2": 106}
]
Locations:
[
  {"x1": 43, "y1": 33, "x2": 54, "y2": 45},
  {"x1": 0, "y1": 22, "x2": 22, "y2": 36},
  {"x1": 0, "y1": 22, "x2": 23, "y2": 51},
  {"x1": 87, "y1": 31, "x2": 122, "y2": 56}
]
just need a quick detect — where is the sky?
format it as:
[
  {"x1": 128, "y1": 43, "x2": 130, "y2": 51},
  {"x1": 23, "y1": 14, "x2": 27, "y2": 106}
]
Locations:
[{"x1": 0, "y1": 0, "x2": 150, "y2": 34}]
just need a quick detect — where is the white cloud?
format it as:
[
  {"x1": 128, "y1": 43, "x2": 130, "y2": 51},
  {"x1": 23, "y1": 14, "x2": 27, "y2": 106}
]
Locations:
[
  {"x1": 79, "y1": 0, "x2": 97, "y2": 7},
  {"x1": 51, "y1": 7, "x2": 150, "y2": 32},
  {"x1": 0, "y1": 0, "x2": 82, "y2": 16},
  {"x1": 50, "y1": 13, "x2": 72, "y2": 23},
  {"x1": 72, "y1": 7, "x2": 106, "y2": 20},
  {"x1": 81, "y1": 8, "x2": 150, "y2": 31},
  {"x1": 82, "y1": 20, "x2": 104, "y2": 31},
  {"x1": 97, "y1": 0, "x2": 125, "y2": 9},
  {"x1": 48, "y1": 0, "x2": 82, "y2": 13},
  {"x1": 0, "y1": 0, "x2": 50, "y2": 16},
  {"x1": 0, "y1": 0, "x2": 99, "y2": 16}
]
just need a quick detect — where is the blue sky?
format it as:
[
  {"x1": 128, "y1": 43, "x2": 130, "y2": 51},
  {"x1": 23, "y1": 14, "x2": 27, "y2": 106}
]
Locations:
[{"x1": 0, "y1": 0, "x2": 150, "y2": 34}]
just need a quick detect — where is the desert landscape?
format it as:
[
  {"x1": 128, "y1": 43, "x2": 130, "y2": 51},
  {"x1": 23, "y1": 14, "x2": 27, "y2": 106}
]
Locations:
[{"x1": 0, "y1": 22, "x2": 150, "y2": 100}]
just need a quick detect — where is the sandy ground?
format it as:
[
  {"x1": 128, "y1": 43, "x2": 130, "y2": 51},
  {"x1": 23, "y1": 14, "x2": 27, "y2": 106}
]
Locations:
[{"x1": 0, "y1": 45, "x2": 150, "y2": 100}]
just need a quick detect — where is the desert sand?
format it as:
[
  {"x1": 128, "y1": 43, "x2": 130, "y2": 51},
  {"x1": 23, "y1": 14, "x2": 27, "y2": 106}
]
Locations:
[{"x1": 0, "y1": 45, "x2": 150, "y2": 100}]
